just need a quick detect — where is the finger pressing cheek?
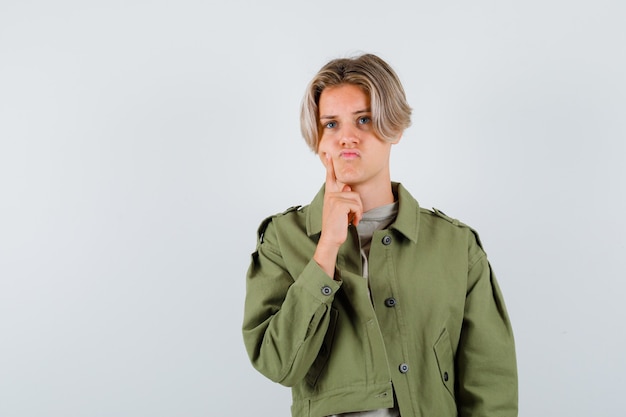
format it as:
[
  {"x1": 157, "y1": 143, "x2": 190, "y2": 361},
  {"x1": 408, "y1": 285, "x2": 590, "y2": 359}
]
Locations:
[{"x1": 319, "y1": 151, "x2": 330, "y2": 166}]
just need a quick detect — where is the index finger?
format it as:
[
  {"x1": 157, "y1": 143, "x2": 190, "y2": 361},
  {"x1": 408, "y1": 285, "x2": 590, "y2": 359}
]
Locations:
[{"x1": 324, "y1": 153, "x2": 339, "y2": 190}]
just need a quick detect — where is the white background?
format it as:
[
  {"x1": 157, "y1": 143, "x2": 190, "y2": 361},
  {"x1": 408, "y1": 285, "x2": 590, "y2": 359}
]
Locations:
[{"x1": 1, "y1": 1, "x2": 625, "y2": 416}]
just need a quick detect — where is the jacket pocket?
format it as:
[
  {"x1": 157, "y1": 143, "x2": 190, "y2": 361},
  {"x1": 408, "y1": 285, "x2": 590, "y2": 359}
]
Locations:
[
  {"x1": 305, "y1": 307, "x2": 338, "y2": 387},
  {"x1": 433, "y1": 328, "x2": 456, "y2": 400}
]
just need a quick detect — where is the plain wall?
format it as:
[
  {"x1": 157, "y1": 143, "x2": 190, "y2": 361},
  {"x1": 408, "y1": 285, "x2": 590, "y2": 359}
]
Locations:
[{"x1": 1, "y1": 1, "x2": 625, "y2": 416}]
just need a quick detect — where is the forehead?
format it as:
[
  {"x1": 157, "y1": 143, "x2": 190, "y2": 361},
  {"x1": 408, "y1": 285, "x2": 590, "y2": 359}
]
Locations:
[{"x1": 318, "y1": 84, "x2": 370, "y2": 114}]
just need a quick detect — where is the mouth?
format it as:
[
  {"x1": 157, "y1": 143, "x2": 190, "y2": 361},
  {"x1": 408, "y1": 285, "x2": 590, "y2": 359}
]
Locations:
[{"x1": 339, "y1": 150, "x2": 360, "y2": 160}]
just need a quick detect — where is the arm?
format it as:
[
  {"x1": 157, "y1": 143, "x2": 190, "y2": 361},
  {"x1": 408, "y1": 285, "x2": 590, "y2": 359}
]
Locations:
[
  {"x1": 242, "y1": 155, "x2": 362, "y2": 387},
  {"x1": 456, "y1": 236, "x2": 518, "y2": 417},
  {"x1": 242, "y1": 219, "x2": 341, "y2": 387}
]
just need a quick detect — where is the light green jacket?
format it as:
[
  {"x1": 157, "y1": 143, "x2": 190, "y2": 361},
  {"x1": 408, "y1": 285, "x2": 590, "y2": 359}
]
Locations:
[{"x1": 243, "y1": 183, "x2": 518, "y2": 417}]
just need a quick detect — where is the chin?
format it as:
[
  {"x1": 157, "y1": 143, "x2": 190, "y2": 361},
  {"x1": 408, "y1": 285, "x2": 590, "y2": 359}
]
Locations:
[
  {"x1": 340, "y1": 178, "x2": 363, "y2": 188},
  {"x1": 338, "y1": 169, "x2": 362, "y2": 183}
]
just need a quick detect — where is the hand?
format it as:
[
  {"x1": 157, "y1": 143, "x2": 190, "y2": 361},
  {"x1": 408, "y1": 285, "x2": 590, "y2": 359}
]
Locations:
[
  {"x1": 313, "y1": 154, "x2": 363, "y2": 278},
  {"x1": 320, "y1": 154, "x2": 363, "y2": 246}
]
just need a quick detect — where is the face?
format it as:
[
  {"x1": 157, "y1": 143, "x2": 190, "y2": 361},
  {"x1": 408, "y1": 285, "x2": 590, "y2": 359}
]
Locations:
[{"x1": 317, "y1": 84, "x2": 396, "y2": 188}]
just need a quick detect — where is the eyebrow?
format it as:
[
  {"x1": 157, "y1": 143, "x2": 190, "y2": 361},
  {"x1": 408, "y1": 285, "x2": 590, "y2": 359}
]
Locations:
[{"x1": 319, "y1": 108, "x2": 371, "y2": 120}]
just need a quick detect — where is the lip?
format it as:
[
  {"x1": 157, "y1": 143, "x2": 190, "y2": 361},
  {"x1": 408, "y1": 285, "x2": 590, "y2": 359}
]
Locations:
[{"x1": 339, "y1": 150, "x2": 360, "y2": 160}]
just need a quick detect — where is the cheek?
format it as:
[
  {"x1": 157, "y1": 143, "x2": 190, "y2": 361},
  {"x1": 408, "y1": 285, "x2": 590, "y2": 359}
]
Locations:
[{"x1": 317, "y1": 135, "x2": 331, "y2": 155}]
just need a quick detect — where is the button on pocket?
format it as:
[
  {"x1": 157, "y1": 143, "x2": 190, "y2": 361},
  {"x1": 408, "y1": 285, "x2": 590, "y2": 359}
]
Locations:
[
  {"x1": 384, "y1": 297, "x2": 397, "y2": 307},
  {"x1": 433, "y1": 329, "x2": 455, "y2": 399}
]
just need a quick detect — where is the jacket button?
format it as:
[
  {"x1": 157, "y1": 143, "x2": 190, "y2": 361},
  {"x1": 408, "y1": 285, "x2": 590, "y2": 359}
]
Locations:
[
  {"x1": 321, "y1": 285, "x2": 332, "y2": 296},
  {"x1": 382, "y1": 235, "x2": 392, "y2": 245},
  {"x1": 443, "y1": 371, "x2": 449, "y2": 382},
  {"x1": 384, "y1": 297, "x2": 397, "y2": 307},
  {"x1": 399, "y1": 363, "x2": 409, "y2": 374}
]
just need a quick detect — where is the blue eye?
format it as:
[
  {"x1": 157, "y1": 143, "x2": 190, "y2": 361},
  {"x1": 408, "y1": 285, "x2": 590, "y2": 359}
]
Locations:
[
  {"x1": 358, "y1": 116, "x2": 371, "y2": 125},
  {"x1": 324, "y1": 121, "x2": 337, "y2": 129}
]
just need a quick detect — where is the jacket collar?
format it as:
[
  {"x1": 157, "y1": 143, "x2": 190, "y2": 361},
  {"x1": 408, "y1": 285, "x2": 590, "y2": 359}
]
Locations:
[{"x1": 306, "y1": 182, "x2": 420, "y2": 243}]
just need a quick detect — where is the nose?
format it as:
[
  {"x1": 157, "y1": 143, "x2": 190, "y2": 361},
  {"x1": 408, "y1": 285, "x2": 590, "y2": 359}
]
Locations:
[{"x1": 339, "y1": 124, "x2": 359, "y2": 147}]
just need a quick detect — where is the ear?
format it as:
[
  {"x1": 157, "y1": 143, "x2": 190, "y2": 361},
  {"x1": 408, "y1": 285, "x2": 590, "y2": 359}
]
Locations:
[{"x1": 390, "y1": 133, "x2": 403, "y2": 145}]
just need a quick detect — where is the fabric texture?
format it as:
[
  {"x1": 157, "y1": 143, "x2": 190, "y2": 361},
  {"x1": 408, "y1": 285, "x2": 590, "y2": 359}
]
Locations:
[
  {"x1": 242, "y1": 183, "x2": 518, "y2": 417},
  {"x1": 329, "y1": 202, "x2": 400, "y2": 417}
]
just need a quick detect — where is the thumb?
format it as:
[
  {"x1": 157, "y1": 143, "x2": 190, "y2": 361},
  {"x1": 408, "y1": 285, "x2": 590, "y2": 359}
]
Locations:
[{"x1": 342, "y1": 185, "x2": 351, "y2": 192}]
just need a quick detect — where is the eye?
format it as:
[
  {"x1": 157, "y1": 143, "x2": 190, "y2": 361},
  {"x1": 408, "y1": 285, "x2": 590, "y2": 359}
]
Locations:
[
  {"x1": 324, "y1": 121, "x2": 337, "y2": 129},
  {"x1": 358, "y1": 116, "x2": 371, "y2": 125}
]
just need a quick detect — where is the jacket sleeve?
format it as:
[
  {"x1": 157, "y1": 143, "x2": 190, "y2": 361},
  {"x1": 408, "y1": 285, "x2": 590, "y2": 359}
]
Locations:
[
  {"x1": 456, "y1": 232, "x2": 518, "y2": 417},
  {"x1": 242, "y1": 218, "x2": 340, "y2": 387}
]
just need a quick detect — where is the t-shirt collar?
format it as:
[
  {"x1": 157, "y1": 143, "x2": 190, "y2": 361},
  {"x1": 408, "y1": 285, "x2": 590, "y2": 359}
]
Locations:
[{"x1": 306, "y1": 182, "x2": 420, "y2": 243}]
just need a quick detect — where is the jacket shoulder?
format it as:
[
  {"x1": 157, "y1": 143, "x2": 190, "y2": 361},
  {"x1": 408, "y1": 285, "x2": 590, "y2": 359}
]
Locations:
[
  {"x1": 257, "y1": 205, "x2": 303, "y2": 244},
  {"x1": 422, "y1": 207, "x2": 485, "y2": 250}
]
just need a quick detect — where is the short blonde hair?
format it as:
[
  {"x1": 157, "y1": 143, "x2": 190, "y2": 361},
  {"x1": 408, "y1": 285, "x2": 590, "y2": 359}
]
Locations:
[{"x1": 300, "y1": 53, "x2": 412, "y2": 152}]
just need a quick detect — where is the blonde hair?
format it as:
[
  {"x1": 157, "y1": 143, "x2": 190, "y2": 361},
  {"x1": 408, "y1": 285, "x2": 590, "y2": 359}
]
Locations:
[{"x1": 300, "y1": 53, "x2": 412, "y2": 152}]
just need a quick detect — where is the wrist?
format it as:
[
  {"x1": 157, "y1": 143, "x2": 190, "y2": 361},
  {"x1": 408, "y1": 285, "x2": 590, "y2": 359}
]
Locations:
[{"x1": 313, "y1": 243, "x2": 340, "y2": 280}]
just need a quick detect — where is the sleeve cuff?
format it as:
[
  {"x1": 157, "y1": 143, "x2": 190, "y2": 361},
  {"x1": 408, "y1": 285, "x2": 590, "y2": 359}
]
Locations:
[{"x1": 292, "y1": 259, "x2": 342, "y2": 304}]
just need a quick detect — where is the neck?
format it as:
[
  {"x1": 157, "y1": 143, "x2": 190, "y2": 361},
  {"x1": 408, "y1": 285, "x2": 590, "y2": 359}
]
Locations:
[{"x1": 350, "y1": 180, "x2": 395, "y2": 212}]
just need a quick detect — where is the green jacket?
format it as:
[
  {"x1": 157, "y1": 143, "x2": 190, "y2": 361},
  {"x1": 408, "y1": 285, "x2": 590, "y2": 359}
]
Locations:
[{"x1": 243, "y1": 183, "x2": 518, "y2": 417}]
